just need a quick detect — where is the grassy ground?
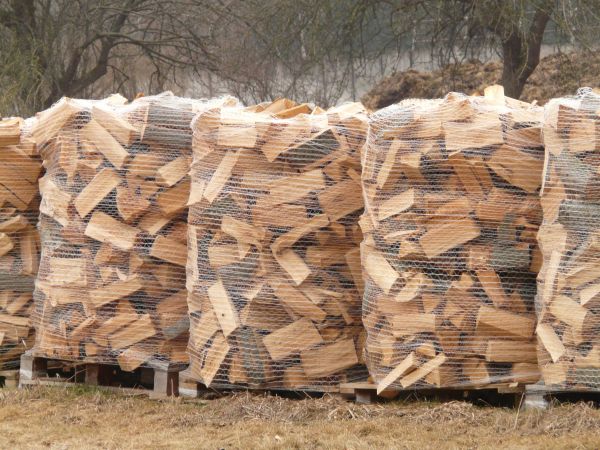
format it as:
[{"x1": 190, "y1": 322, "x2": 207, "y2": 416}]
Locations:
[{"x1": 1, "y1": 386, "x2": 600, "y2": 449}]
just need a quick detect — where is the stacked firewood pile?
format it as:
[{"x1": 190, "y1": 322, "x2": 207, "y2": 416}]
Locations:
[
  {"x1": 361, "y1": 87, "x2": 544, "y2": 392},
  {"x1": 536, "y1": 88, "x2": 600, "y2": 389},
  {"x1": 0, "y1": 117, "x2": 40, "y2": 370},
  {"x1": 30, "y1": 93, "x2": 236, "y2": 371},
  {"x1": 186, "y1": 99, "x2": 369, "y2": 389}
]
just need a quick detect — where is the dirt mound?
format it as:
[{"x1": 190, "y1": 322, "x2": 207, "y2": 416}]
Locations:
[{"x1": 362, "y1": 51, "x2": 600, "y2": 110}]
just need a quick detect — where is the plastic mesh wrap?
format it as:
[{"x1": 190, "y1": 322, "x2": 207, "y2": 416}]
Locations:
[
  {"x1": 361, "y1": 89, "x2": 544, "y2": 391},
  {"x1": 0, "y1": 117, "x2": 40, "y2": 370},
  {"x1": 536, "y1": 88, "x2": 600, "y2": 389},
  {"x1": 30, "y1": 92, "x2": 237, "y2": 371},
  {"x1": 186, "y1": 99, "x2": 369, "y2": 389}
]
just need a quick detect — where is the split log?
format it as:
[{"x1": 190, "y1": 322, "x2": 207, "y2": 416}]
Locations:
[
  {"x1": 0, "y1": 117, "x2": 41, "y2": 369},
  {"x1": 361, "y1": 87, "x2": 543, "y2": 390},
  {"x1": 30, "y1": 93, "x2": 237, "y2": 371},
  {"x1": 186, "y1": 99, "x2": 368, "y2": 390},
  {"x1": 536, "y1": 89, "x2": 600, "y2": 390}
]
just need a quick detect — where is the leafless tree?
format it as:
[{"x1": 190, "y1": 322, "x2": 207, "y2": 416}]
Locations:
[
  {"x1": 0, "y1": 0, "x2": 219, "y2": 115},
  {"x1": 1, "y1": 0, "x2": 599, "y2": 116},
  {"x1": 381, "y1": 0, "x2": 600, "y2": 98}
]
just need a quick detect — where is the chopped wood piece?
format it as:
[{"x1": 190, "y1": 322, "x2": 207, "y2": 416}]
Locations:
[
  {"x1": 476, "y1": 269, "x2": 508, "y2": 308},
  {"x1": 419, "y1": 217, "x2": 480, "y2": 259},
  {"x1": 84, "y1": 212, "x2": 138, "y2": 251},
  {"x1": 318, "y1": 179, "x2": 363, "y2": 221},
  {"x1": 263, "y1": 318, "x2": 323, "y2": 362},
  {"x1": 127, "y1": 152, "x2": 165, "y2": 178},
  {"x1": 377, "y1": 352, "x2": 419, "y2": 394},
  {"x1": 536, "y1": 324, "x2": 566, "y2": 363},
  {"x1": 266, "y1": 169, "x2": 326, "y2": 206},
  {"x1": 0, "y1": 118, "x2": 22, "y2": 146},
  {"x1": 156, "y1": 156, "x2": 190, "y2": 187},
  {"x1": 0, "y1": 314, "x2": 30, "y2": 331},
  {"x1": 89, "y1": 277, "x2": 144, "y2": 309},
  {"x1": 362, "y1": 246, "x2": 399, "y2": 294},
  {"x1": 400, "y1": 354, "x2": 447, "y2": 388},
  {"x1": 485, "y1": 340, "x2": 537, "y2": 363},
  {"x1": 444, "y1": 114, "x2": 503, "y2": 152},
  {"x1": 91, "y1": 105, "x2": 139, "y2": 145},
  {"x1": 108, "y1": 313, "x2": 155, "y2": 350},
  {"x1": 150, "y1": 235, "x2": 187, "y2": 267},
  {"x1": 31, "y1": 98, "x2": 78, "y2": 145},
  {"x1": 199, "y1": 332, "x2": 230, "y2": 386},
  {"x1": 378, "y1": 189, "x2": 415, "y2": 221},
  {"x1": 0, "y1": 233, "x2": 14, "y2": 257},
  {"x1": 117, "y1": 346, "x2": 153, "y2": 372},
  {"x1": 217, "y1": 111, "x2": 258, "y2": 148},
  {"x1": 203, "y1": 151, "x2": 239, "y2": 203},
  {"x1": 549, "y1": 295, "x2": 588, "y2": 339},
  {"x1": 208, "y1": 279, "x2": 240, "y2": 337},
  {"x1": 116, "y1": 184, "x2": 150, "y2": 222},
  {"x1": 74, "y1": 168, "x2": 121, "y2": 218},
  {"x1": 390, "y1": 313, "x2": 436, "y2": 337},
  {"x1": 272, "y1": 249, "x2": 311, "y2": 286},
  {"x1": 156, "y1": 179, "x2": 190, "y2": 217},
  {"x1": 486, "y1": 146, "x2": 543, "y2": 193},
  {"x1": 300, "y1": 339, "x2": 358, "y2": 378},
  {"x1": 81, "y1": 119, "x2": 130, "y2": 169},
  {"x1": 476, "y1": 306, "x2": 535, "y2": 339},
  {"x1": 272, "y1": 282, "x2": 327, "y2": 323},
  {"x1": 222, "y1": 215, "x2": 265, "y2": 249}
]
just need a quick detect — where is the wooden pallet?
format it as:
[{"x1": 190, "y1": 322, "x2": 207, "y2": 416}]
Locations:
[
  {"x1": 0, "y1": 369, "x2": 19, "y2": 388},
  {"x1": 339, "y1": 381, "x2": 526, "y2": 405},
  {"x1": 522, "y1": 383, "x2": 600, "y2": 410},
  {"x1": 177, "y1": 370, "x2": 341, "y2": 398},
  {"x1": 191, "y1": 383, "x2": 341, "y2": 398},
  {"x1": 18, "y1": 353, "x2": 183, "y2": 399}
]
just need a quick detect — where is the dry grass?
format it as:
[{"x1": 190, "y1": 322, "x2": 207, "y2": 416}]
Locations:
[{"x1": 1, "y1": 387, "x2": 600, "y2": 449}]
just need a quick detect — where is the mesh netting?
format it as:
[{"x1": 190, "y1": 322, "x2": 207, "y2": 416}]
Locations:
[
  {"x1": 186, "y1": 99, "x2": 369, "y2": 389},
  {"x1": 361, "y1": 88, "x2": 544, "y2": 391},
  {"x1": 30, "y1": 92, "x2": 237, "y2": 371},
  {"x1": 0, "y1": 117, "x2": 40, "y2": 370},
  {"x1": 536, "y1": 88, "x2": 600, "y2": 390}
]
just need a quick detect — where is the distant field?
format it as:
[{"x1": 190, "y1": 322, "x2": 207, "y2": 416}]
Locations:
[{"x1": 1, "y1": 387, "x2": 600, "y2": 449}]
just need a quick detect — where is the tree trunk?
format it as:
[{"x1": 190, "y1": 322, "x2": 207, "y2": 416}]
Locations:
[
  {"x1": 499, "y1": 6, "x2": 553, "y2": 99},
  {"x1": 500, "y1": 37, "x2": 528, "y2": 99}
]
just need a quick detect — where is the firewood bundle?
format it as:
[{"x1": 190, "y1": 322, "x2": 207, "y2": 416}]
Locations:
[
  {"x1": 361, "y1": 87, "x2": 544, "y2": 392},
  {"x1": 536, "y1": 88, "x2": 600, "y2": 389},
  {"x1": 186, "y1": 99, "x2": 368, "y2": 389},
  {"x1": 30, "y1": 93, "x2": 236, "y2": 371},
  {"x1": 0, "y1": 117, "x2": 40, "y2": 369}
]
